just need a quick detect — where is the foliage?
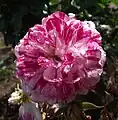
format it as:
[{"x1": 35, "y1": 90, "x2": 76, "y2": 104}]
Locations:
[
  {"x1": 0, "y1": 65, "x2": 13, "y2": 81},
  {"x1": 0, "y1": 0, "x2": 118, "y2": 47},
  {"x1": 0, "y1": 50, "x2": 14, "y2": 81}
]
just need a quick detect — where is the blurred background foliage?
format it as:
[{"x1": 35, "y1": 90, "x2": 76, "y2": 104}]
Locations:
[
  {"x1": 0, "y1": 0, "x2": 117, "y2": 48},
  {"x1": 0, "y1": 0, "x2": 118, "y2": 120}
]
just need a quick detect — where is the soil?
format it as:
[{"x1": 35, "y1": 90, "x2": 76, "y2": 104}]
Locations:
[
  {"x1": 0, "y1": 47, "x2": 19, "y2": 120},
  {"x1": 0, "y1": 74, "x2": 20, "y2": 120}
]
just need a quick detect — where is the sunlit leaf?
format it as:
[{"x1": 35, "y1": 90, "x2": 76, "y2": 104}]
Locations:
[
  {"x1": 81, "y1": 102, "x2": 104, "y2": 111},
  {"x1": 73, "y1": 101, "x2": 104, "y2": 111},
  {"x1": 50, "y1": 0, "x2": 58, "y2": 5}
]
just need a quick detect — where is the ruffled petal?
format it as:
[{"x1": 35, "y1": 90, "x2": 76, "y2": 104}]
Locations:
[{"x1": 19, "y1": 102, "x2": 42, "y2": 120}]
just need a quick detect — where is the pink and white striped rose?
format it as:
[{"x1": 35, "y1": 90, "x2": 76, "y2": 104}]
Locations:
[{"x1": 15, "y1": 11, "x2": 106, "y2": 103}]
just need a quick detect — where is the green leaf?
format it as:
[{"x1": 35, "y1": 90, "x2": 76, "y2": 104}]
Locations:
[
  {"x1": 80, "y1": 102, "x2": 104, "y2": 111},
  {"x1": 73, "y1": 101, "x2": 104, "y2": 111},
  {"x1": 50, "y1": 0, "x2": 58, "y2": 5},
  {"x1": 97, "y1": 3, "x2": 105, "y2": 8},
  {"x1": 50, "y1": 4, "x2": 59, "y2": 12},
  {"x1": 112, "y1": 0, "x2": 118, "y2": 5}
]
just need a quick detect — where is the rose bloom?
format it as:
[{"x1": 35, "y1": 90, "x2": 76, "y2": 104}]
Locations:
[
  {"x1": 15, "y1": 11, "x2": 106, "y2": 103},
  {"x1": 19, "y1": 102, "x2": 42, "y2": 120}
]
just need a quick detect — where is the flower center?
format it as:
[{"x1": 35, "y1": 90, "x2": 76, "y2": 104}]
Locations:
[
  {"x1": 54, "y1": 55, "x2": 62, "y2": 62},
  {"x1": 53, "y1": 55, "x2": 62, "y2": 67}
]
